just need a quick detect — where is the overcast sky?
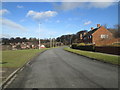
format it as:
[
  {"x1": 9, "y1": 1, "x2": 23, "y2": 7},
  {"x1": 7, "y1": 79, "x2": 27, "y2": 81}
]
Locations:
[{"x1": 0, "y1": 1, "x2": 119, "y2": 39}]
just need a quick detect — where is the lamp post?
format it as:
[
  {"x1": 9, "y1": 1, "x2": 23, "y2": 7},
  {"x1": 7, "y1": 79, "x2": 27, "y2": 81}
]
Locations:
[
  {"x1": 50, "y1": 35, "x2": 53, "y2": 48},
  {"x1": 70, "y1": 35, "x2": 73, "y2": 47},
  {"x1": 53, "y1": 38, "x2": 54, "y2": 47},
  {"x1": 38, "y1": 23, "x2": 41, "y2": 49},
  {"x1": 39, "y1": 38, "x2": 41, "y2": 49}
]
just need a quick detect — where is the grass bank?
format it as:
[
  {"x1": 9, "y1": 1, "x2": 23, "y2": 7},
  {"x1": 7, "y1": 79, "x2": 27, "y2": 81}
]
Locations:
[
  {"x1": 2, "y1": 48, "x2": 48, "y2": 68},
  {"x1": 64, "y1": 47, "x2": 119, "y2": 65}
]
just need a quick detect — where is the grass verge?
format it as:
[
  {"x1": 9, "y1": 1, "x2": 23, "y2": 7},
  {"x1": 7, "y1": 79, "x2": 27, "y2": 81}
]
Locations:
[
  {"x1": 2, "y1": 48, "x2": 48, "y2": 68},
  {"x1": 64, "y1": 47, "x2": 120, "y2": 65}
]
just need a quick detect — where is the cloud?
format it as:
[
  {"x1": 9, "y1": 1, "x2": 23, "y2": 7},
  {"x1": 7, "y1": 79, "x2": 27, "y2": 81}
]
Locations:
[
  {"x1": 84, "y1": 21, "x2": 92, "y2": 25},
  {"x1": 0, "y1": 9, "x2": 9, "y2": 16},
  {"x1": 0, "y1": 18, "x2": 27, "y2": 31},
  {"x1": 2, "y1": 0, "x2": 119, "y2": 2},
  {"x1": 88, "y1": 2, "x2": 116, "y2": 8},
  {"x1": 0, "y1": 34, "x2": 11, "y2": 38},
  {"x1": 17, "y1": 5, "x2": 24, "y2": 8},
  {"x1": 55, "y1": 2, "x2": 83, "y2": 11},
  {"x1": 60, "y1": 0, "x2": 118, "y2": 2},
  {"x1": 26, "y1": 10, "x2": 57, "y2": 22},
  {"x1": 54, "y1": 1, "x2": 117, "y2": 11}
]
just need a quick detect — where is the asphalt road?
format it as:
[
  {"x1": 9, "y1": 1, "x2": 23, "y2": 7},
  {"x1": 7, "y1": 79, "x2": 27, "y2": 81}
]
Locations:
[{"x1": 7, "y1": 47, "x2": 118, "y2": 89}]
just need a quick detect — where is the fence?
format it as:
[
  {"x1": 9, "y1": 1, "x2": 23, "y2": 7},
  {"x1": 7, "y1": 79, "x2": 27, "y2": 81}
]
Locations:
[
  {"x1": 95, "y1": 46, "x2": 120, "y2": 55},
  {"x1": 71, "y1": 44, "x2": 120, "y2": 55}
]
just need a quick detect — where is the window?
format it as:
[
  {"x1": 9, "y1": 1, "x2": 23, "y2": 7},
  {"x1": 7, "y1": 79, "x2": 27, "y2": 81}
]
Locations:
[
  {"x1": 80, "y1": 34, "x2": 82, "y2": 38},
  {"x1": 90, "y1": 35, "x2": 92, "y2": 38},
  {"x1": 101, "y1": 34, "x2": 108, "y2": 39}
]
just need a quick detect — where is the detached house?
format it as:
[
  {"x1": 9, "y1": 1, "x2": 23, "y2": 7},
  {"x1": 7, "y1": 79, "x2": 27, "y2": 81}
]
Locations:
[
  {"x1": 83, "y1": 24, "x2": 119, "y2": 46},
  {"x1": 76, "y1": 30, "x2": 87, "y2": 43}
]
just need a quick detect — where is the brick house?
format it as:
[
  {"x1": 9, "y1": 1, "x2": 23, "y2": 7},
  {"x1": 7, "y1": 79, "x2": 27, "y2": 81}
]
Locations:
[
  {"x1": 76, "y1": 30, "x2": 87, "y2": 43},
  {"x1": 83, "y1": 24, "x2": 120, "y2": 46}
]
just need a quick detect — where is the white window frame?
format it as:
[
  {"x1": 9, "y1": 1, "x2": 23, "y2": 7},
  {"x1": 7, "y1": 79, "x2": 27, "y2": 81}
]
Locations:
[{"x1": 101, "y1": 34, "x2": 108, "y2": 39}]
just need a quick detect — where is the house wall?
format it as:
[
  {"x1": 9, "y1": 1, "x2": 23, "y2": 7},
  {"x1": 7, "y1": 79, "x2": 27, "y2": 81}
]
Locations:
[
  {"x1": 92, "y1": 26, "x2": 115, "y2": 46},
  {"x1": 94, "y1": 38, "x2": 120, "y2": 46}
]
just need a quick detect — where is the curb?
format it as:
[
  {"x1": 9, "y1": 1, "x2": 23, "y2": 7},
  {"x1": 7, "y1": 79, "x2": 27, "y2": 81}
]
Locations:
[
  {"x1": 1, "y1": 49, "x2": 47, "y2": 90},
  {"x1": 64, "y1": 49, "x2": 119, "y2": 66}
]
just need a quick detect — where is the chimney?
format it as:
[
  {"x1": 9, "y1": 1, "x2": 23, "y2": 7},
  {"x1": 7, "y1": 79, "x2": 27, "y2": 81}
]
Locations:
[
  {"x1": 97, "y1": 24, "x2": 100, "y2": 28},
  {"x1": 91, "y1": 27, "x2": 94, "y2": 30}
]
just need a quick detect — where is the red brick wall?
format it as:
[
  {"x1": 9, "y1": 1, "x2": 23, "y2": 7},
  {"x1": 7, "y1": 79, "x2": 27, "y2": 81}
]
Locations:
[
  {"x1": 94, "y1": 38, "x2": 120, "y2": 46},
  {"x1": 92, "y1": 26, "x2": 116, "y2": 46}
]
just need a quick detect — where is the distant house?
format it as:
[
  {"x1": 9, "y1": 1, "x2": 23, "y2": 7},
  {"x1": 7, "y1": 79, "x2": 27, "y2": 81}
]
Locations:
[
  {"x1": 40, "y1": 45, "x2": 46, "y2": 48},
  {"x1": 83, "y1": 24, "x2": 120, "y2": 46},
  {"x1": 76, "y1": 30, "x2": 87, "y2": 43}
]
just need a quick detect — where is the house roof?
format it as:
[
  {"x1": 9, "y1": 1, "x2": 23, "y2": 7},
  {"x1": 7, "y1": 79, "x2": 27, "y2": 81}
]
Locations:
[
  {"x1": 76, "y1": 30, "x2": 87, "y2": 35},
  {"x1": 83, "y1": 27, "x2": 100, "y2": 37}
]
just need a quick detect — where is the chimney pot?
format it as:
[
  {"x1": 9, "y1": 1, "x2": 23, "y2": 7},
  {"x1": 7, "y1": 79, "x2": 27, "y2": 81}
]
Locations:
[{"x1": 97, "y1": 24, "x2": 100, "y2": 28}]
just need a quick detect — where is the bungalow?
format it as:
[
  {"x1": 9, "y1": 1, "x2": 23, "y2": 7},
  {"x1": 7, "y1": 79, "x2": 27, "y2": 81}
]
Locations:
[{"x1": 82, "y1": 24, "x2": 119, "y2": 46}]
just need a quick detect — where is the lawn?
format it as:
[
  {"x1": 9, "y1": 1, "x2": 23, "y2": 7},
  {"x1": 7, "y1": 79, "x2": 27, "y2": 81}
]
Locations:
[
  {"x1": 1, "y1": 49, "x2": 48, "y2": 68},
  {"x1": 64, "y1": 47, "x2": 120, "y2": 65}
]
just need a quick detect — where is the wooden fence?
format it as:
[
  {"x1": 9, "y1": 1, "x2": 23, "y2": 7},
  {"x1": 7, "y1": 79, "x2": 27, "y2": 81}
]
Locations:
[{"x1": 95, "y1": 46, "x2": 120, "y2": 55}]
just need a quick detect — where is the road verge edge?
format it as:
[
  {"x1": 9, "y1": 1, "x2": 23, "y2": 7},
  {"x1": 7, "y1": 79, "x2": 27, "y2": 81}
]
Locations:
[{"x1": 64, "y1": 47, "x2": 119, "y2": 66}]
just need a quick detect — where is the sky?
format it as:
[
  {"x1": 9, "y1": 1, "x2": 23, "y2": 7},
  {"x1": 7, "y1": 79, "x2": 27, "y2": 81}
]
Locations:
[{"x1": 0, "y1": 1, "x2": 119, "y2": 39}]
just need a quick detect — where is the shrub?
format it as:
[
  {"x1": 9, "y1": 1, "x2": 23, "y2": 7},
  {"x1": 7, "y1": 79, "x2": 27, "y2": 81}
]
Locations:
[
  {"x1": 77, "y1": 45, "x2": 94, "y2": 51},
  {"x1": 71, "y1": 43, "x2": 78, "y2": 49},
  {"x1": 71, "y1": 43, "x2": 94, "y2": 51},
  {"x1": 45, "y1": 44, "x2": 50, "y2": 48},
  {"x1": 78, "y1": 43, "x2": 86, "y2": 46},
  {"x1": 16, "y1": 45, "x2": 21, "y2": 49},
  {"x1": 112, "y1": 42, "x2": 120, "y2": 46}
]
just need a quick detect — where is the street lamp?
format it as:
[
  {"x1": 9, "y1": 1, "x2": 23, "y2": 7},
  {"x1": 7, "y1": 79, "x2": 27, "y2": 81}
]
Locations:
[
  {"x1": 49, "y1": 35, "x2": 53, "y2": 48},
  {"x1": 38, "y1": 23, "x2": 41, "y2": 49}
]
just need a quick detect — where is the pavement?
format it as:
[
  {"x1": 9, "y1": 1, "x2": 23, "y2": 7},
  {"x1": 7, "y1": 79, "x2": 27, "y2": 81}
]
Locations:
[{"x1": 6, "y1": 47, "x2": 118, "y2": 88}]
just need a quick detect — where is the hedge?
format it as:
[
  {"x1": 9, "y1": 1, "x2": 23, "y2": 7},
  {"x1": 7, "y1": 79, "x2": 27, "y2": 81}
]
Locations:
[{"x1": 71, "y1": 43, "x2": 94, "y2": 51}]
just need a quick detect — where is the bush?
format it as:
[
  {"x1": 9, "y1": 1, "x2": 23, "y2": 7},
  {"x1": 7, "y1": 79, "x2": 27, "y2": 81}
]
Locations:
[
  {"x1": 16, "y1": 45, "x2": 21, "y2": 49},
  {"x1": 78, "y1": 43, "x2": 86, "y2": 46},
  {"x1": 45, "y1": 44, "x2": 50, "y2": 48},
  {"x1": 112, "y1": 42, "x2": 120, "y2": 46},
  {"x1": 71, "y1": 43, "x2": 94, "y2": 51},
  {"x1": 71, "y1": 43, "x2": 78, "y2": 49},
  {"x1": 77, "y1": 45, "x2": 94, "y2": 51}
]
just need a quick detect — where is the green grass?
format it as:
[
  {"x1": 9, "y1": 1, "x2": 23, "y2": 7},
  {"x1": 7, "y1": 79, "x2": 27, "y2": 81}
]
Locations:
[
  {"x1": 1, "y1": 49, "x2": 48, "y2": 68},
  {"x1": 64, "y1": 47, "x2": 120, "y2": 65}
]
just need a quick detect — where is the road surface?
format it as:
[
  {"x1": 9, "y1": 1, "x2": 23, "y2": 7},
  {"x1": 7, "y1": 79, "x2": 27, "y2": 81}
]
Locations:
[{"x1": 7, "y1": 47, "x2": 118, "y2": 88}]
